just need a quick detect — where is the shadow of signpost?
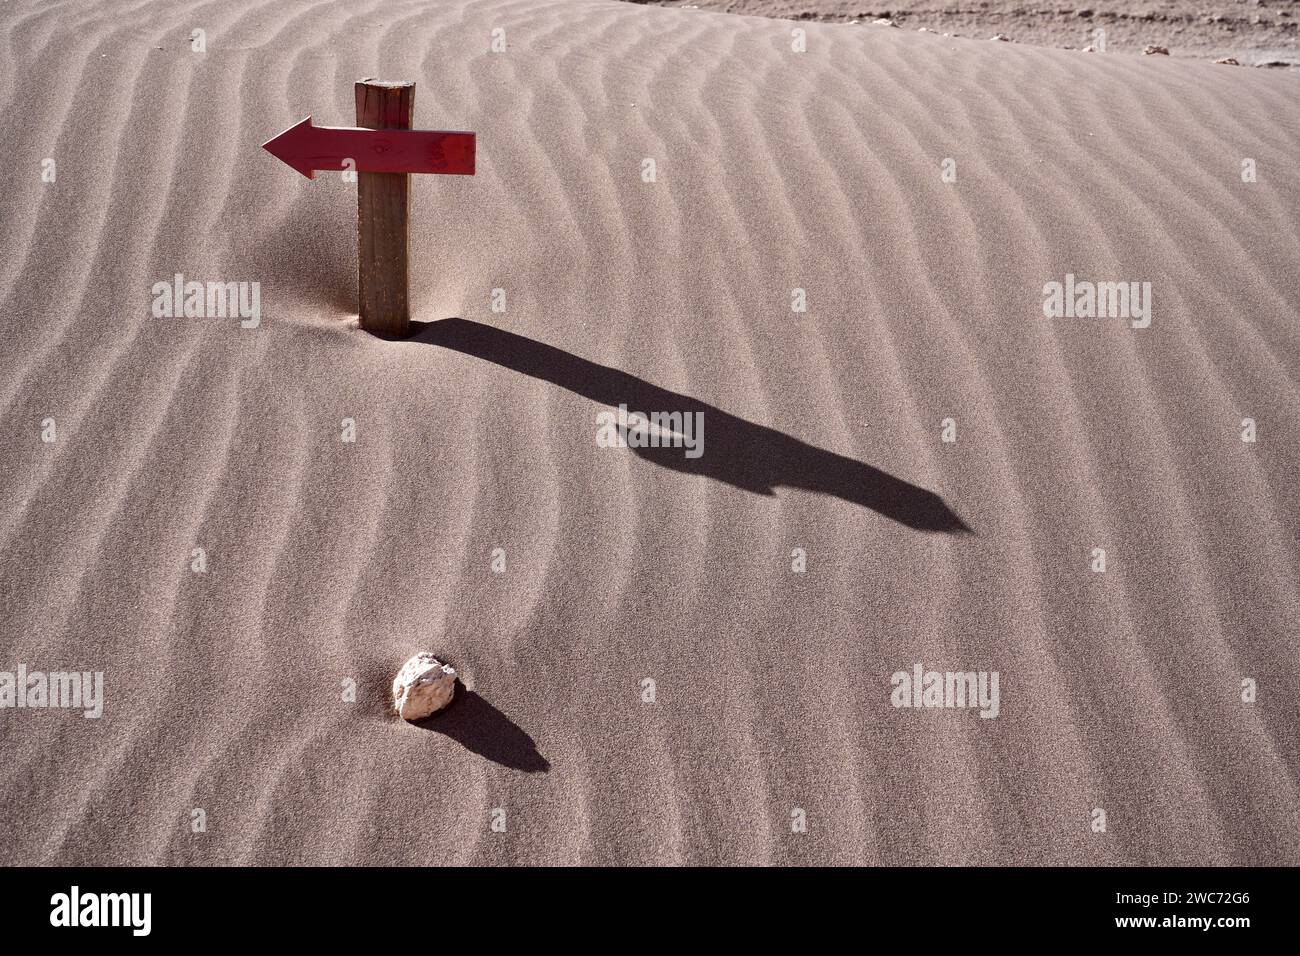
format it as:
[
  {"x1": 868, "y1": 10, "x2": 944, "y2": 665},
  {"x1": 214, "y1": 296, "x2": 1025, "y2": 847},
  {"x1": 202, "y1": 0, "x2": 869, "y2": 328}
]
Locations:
[{"x1": 408, "y1": 318, "x2": 970, "y2": 533}]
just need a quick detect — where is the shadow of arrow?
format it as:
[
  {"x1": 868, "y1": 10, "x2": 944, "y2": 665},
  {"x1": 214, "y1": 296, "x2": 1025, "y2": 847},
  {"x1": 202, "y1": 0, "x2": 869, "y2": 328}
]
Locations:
[{"x1": 408, "y1": 318, "x2": 971, "y2": 533}]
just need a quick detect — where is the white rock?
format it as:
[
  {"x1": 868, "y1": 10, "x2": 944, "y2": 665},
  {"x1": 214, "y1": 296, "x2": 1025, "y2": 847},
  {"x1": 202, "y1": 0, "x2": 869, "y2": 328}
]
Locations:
[{"x1": 393, "y1": 653, "x2": 457, "y2": 720}]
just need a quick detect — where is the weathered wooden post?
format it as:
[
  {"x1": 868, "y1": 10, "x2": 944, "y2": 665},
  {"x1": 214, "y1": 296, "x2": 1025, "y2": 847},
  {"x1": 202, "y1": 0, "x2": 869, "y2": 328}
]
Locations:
[
  {"x1": 355, "y1": 79, "x2": 415, "y2": 339},
  {"x1": 262, "y1": 81, "x2": 475, "y2": 337}
]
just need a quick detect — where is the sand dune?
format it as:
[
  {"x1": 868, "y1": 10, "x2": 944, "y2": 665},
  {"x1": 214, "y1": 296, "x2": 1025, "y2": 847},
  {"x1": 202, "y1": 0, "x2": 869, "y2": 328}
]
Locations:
[
  {"x1": 634, "y1": 1, "x2": 1300, "y2": 65},
  {"x1": 1, "y1": 0, "x2": 1297, "y2": 865}
]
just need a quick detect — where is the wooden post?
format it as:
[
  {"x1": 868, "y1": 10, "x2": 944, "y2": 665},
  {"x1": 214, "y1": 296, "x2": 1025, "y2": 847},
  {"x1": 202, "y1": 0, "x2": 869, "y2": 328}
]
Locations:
[{"x1": 355, "y1": 79, "x2": 414, "y2": 338}]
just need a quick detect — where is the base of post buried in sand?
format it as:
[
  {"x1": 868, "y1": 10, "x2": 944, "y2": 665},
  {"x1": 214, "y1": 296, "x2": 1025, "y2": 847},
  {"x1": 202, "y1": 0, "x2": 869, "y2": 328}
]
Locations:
[{"x1": 393, "y1": 653, "x2": 457, "y2": 721}]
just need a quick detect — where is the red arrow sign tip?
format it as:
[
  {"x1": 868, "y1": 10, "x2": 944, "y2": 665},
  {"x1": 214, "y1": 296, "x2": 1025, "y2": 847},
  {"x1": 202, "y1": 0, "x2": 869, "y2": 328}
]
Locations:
[{"x1": 262, "y1": 117, "x2": 319, "y2": 179}]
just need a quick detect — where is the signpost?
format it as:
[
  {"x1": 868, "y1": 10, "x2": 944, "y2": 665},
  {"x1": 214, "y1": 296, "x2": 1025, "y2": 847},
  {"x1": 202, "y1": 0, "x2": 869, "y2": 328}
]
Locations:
[{"x1": 262, "y1": 79, "x2": 476, "y2": 339}]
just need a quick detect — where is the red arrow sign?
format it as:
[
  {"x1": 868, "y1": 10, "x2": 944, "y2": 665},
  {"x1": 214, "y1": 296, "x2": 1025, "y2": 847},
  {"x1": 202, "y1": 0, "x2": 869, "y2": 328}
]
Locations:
[{"x1": 262, "y1": 116, "x2": 475, "y2": 179}]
